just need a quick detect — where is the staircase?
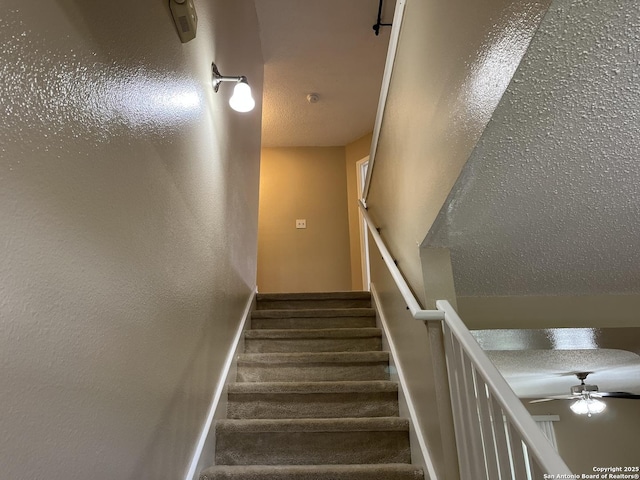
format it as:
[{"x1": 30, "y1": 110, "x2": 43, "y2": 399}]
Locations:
[{"x1": 200, "y1": 291, "x2": 425, "y2": 480}]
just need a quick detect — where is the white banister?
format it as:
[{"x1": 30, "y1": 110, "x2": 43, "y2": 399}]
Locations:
[
  {"x1": 358, "y1": 201, "x2": 573, "y2": 479},
  {"x1": 358, "y1": 200, "x2": 445, "y2": 321},
  {"x1": 362, "y1": 0, "x2": 407, "y2": 201},
  {"x1": 437, "y1": 301, "x2": 573, "y2": 477}
]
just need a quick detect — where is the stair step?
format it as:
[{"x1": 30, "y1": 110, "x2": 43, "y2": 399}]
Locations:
[
  {"x1": 227, "y1": 381, "x2": 398, "y2": 419},
  {"x1": 200, "y1": 464, "x2": 424, "y2": 480},
  {"x1": 251, "y1": 308, "x2": 376, "y2": 330},
  {"x1": 215, "y1": 417, "x2": 411, "y2": 466},
  {"x1": 236, "y1": 352, "x2": 390, "y2": 382},
  {"x1": 199, "y1": 288, "x2": 424, "y2": 479},
  {"x1": 244, "y1": 328, "x2": 382, "y2": 353},
  {"x1": 256, "y1": 292, "x2": 371, "y2": 310}
]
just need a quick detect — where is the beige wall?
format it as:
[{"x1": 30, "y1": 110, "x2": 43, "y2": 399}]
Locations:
[
  {"x1": 459, "y1": 295, "x2": 640, "y2": 329},
  {"x1": 345, "y1": 133, "x2": 373, "y2": 291},
  {"x1": 527, "y1": 399, "x2": 640, "y2": 474},
  {"x1": 0, "y1": 1, "x2": 262, "y2": 479},
  {"x1": 365, "y1": 0, "x2": 550, "y2": 301},
  {"x1": 361, "y1": 2, "x2": 553, "y2": 476},
  {"x1": 258, "y1": 147, "x2": 351, "y2": 292},
  {"x1": 369, "y1": 241, "x2": 458, "y2": 480},
  {"x1": 363, "y1": 2, "x2": 639, "y2": 476}
]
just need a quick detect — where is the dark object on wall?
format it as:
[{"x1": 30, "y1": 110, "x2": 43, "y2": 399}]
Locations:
[{"x1": 372, "y1": 0, "x2": 392, "y2": 36}]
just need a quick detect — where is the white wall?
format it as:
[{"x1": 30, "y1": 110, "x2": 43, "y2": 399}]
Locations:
[{"x1": 0, "y1": 1, "x2": 263, "y2": 479}]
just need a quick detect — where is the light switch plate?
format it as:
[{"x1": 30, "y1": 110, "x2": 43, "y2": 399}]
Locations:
[{"x1": 296, "y1": 219, "x2": 307, "y2": 229}]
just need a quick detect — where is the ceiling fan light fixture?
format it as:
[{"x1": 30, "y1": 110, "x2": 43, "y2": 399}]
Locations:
[{"x1": 570, "y1": 396, "x2": 606, "y2": 417}]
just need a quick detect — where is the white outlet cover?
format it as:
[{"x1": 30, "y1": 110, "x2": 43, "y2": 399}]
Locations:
[{"x1": 296, "y1": 219, "x2": 306, "y2": 229}]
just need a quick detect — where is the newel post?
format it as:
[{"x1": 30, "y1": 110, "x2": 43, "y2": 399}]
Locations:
[{"x1": 421, "y1": 247, "x2": 460, "y2": 480}]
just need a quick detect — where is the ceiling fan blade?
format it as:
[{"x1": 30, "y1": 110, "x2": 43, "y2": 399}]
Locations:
[
  {"x1": 599, "y1": 392, "x2": 640, "y2": 399},
  {"x1": 528, "y1": 395, "x2": 575, "y2": 403}
]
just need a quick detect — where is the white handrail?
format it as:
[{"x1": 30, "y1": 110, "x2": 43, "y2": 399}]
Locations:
[
  {"x1": 358, "y1": 200, "x2": 573, "y2": 478},
  {"x1": 358, "y1": 201, "x2": 445, "y2": 321},
  {"x1": 362, "y1": 0, "x2": 407, "y2": 201}
]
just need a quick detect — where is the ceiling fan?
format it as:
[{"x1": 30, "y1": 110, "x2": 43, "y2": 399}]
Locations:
[{"x1": 529, "y1": 372, "x2": 640, "y2": 416}]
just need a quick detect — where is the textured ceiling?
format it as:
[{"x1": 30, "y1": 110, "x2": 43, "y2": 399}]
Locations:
[
  {"x1": 473, "y1": 328, "x2": 640, "y2": 397},
  {"x1": 488, "y1": 350, "x2": 640, "y2": 398},
  {"x1": 255, "y1": 0, "x2": 395, "y2": 147},
  {"x1": 424, "y1": 0, "x2": 640, "y2": 296}
]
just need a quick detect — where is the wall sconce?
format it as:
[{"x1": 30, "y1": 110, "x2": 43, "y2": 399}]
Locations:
[{"x1": 212, "y1": 62, "x2": 255, "y2": 113}]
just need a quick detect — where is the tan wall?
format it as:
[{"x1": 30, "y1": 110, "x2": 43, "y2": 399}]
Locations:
[
  {"x1": 345, "y1": 133, "x2": 373, "y2": 291},
  {"x1": 0, "y1": 1, "x2": 262, "y2": 479},
  {"x1": 365, "y1": 0, "x2": 550, "y2": 301},
  {"x1": 258, "y1": 147, "x2": 352, "y2": 292},
  {"x1": 369, "y1": 241, "x2": 459, "y2": 480},
  {"x1": 527, "y1": 399, "x2": 640, "y2": 474},
  {"x1": 362, "y1": 3, "x2": 551, "y2": 475},
  {"x1": 459, "y1": 295, "x2": 640, "y2": 329}
]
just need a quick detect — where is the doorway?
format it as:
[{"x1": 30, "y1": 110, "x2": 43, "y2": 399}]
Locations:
[{"x1": 356, "y1": 157, "x2": 370, "y2": 290}]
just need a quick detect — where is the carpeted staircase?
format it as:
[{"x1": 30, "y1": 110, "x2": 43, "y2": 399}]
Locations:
[{"x1": 200, "y1": 291, "x2": 425, "y2": 480}]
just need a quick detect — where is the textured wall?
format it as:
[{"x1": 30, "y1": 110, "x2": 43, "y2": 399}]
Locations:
[
  {"x1": 0, "y1": 1, "x2": 262, "y2": 479},
  {"x1": 258, "y1": 147, "x2": 351, "y2": 292},
  {"x1": 426, "y1": 0, "x2": 640, "y2": 297},
  {"x1": 365, "y1": 0, "x2": 550, "y2": 302}
]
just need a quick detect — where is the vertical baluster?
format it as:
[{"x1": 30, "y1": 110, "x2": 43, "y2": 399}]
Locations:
[
  {"x1": 452, "y1": 335, "x2": 476, "y2": 477},
  {"x1": 476, "y1": 377, "x2": 500, "y2": 479},
  {"x1": 443, "y1": 324, "x2": 472, "y2": 480},
  {"x1": 489, "y1": 395, "x2": 512, "y2": 480},
  {"x1": 426, "y1": 320, "x2": 459, "y2": 479},
  {"x1": 460, "y1": 354, "x2": 489, "y2": 479},
  {"x1": 507, "y1": 422, "x2": 529, "y2": 479}
]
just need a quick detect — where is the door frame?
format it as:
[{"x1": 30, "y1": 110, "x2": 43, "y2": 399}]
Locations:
[{"x1": 356, "y1": 156, "x2": 370, "y2": 290}]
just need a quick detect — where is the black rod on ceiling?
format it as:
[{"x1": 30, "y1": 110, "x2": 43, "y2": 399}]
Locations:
[{"x1": 372, "y1": 0, "x2": 392, "y2": 36}]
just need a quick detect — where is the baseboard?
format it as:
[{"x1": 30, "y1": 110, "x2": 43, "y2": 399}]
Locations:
[
  {"x1": 370, "y1": 283, "x2": 439, "y2": 480},
  {"x1": 184, "y1": 287, "x2": 257, "y2": 480}
]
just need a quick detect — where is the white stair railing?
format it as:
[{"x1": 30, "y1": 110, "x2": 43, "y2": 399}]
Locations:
[{"x1": 358, "y1": 201, "x2": 572, "y2": 479}]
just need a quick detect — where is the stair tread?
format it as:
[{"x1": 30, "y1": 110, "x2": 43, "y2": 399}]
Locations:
[
  {"x1": 238, "y1": 351, "x2": 388, "y2": 364},
  {"x1": 216, "y1": 417, "x2": 408, "y2": 433},
  {"x1": 200, "y1": 464, "x2": 424, "y2": 479},
  {"x1": 204, "y1": 289, "x2": 422, "y2": 478},
  {"x1": 228, "y1": 380, "x2": 397, "y2": 394},
  {"x1": 257, "y1": 292, "x2": 370, "y2": 301},
  {"x1": 256, "y1": 293, "x2": 371, "y2": 311},
  {"x1": 252, "y1": 308, "x2": 375, "y2": 318},
  {"x1": 245, "y1": 328, "x2": 381, "y2": 339}
]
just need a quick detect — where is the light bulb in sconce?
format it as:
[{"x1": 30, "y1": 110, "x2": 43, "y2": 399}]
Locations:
[
  {"x1": 229, "y1": 80, "x2": 255, "y2": 112},
  {"x1": 211, "y1": 62, "x2": 255, "y2": 113}
]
